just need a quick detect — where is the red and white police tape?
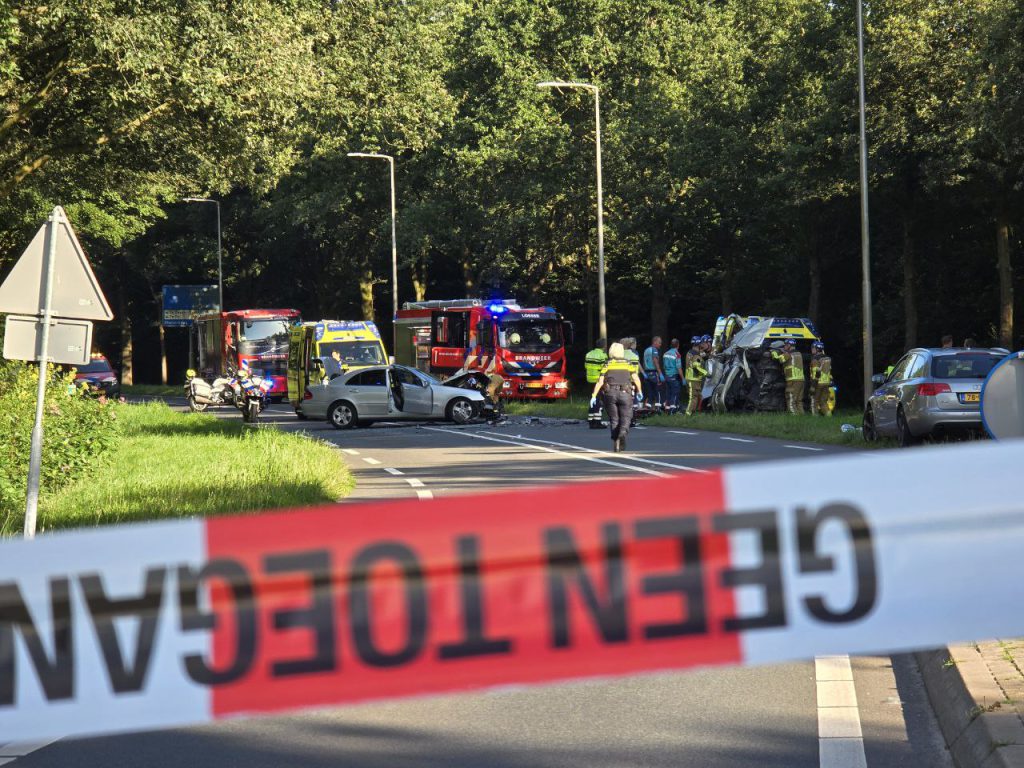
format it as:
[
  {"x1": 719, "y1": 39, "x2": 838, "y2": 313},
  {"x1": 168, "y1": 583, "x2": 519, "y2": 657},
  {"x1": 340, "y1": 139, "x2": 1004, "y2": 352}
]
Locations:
[{"x1": 2, "y1": 438, "x2": 1023, "y2": 742}]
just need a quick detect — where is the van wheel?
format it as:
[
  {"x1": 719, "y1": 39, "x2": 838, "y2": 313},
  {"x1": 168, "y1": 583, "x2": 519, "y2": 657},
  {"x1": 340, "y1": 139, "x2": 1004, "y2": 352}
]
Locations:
[
  {"x1": 897, "y1": 408, "x2": 919, "y2": 448},
  {"x1": 329, "y1": 401, "x2": 358, "y2": 430},
  {"x1": 447, "y1": 397, "x2": 476, "y2": 424}
]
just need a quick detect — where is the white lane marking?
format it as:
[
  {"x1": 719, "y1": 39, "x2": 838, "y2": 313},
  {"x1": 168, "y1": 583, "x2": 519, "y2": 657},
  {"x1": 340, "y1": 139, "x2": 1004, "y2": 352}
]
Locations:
[
  {"x1": 633, "y1": 425, "x2": 647, "y2": 430},
  {"x1": 500, "y1": 433, "x2": 709, "y2": 475},
  {"x1": 362, "y1": 457, "x2": 382, "y2": 465},
  {"x1": 669, "y1": 430, "x2": 698, "y2": 436},
  {"x1": 816, "y1": 656, "x2": 867, "y2": 768},
  {"x1": 785, "y1": 444, "x2": 825, "y2": 452},
  {"x1": 415, "y1": 489, "x2": 433, "y2": 500},
  {"x1": 422, "y1": 427, "x2": 670, "y2": 477},
  {"x1": 720, "y1": 436, "x2": 755, "y2": 443},
  {"x1": 405, "y1": 478, "x2": 426, "y2": 488},
  {"x1": 0, "y1": 759, "x2": 16, "y2": 766},
  {"x1": 341, "y1": 449, "x2": 360, "y2": 455},
  {"x1": 384, "y1": 467, "x2": 404, "y2": 475}
]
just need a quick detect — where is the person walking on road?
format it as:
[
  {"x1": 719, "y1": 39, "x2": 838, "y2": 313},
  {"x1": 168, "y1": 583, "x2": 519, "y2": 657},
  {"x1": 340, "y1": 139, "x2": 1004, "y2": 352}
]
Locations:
[
  {"x1": 771, "y1": 338, "x2": 806, "y2": 414},
  {"x1": 809, "y1": 341, "x2": 833, "y2": 416},
  {"x1": 662, "y1": 338, "x2": 683, "y2": 412},
  {"x1": 684, "y1": 336, "x2": 708, "y2": 416},
  {"x1": 642, "y1": 336, "x2": 664, "y2": 409},
  {"x1": 591, "y1": 342, "x2": 643, "y2": 452}
]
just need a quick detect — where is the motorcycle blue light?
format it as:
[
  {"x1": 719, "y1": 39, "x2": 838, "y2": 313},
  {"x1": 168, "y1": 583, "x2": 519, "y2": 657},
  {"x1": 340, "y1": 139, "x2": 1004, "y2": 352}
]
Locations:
[{"x1": 488, "y1": 304, "x2": 508, "y2": 314}]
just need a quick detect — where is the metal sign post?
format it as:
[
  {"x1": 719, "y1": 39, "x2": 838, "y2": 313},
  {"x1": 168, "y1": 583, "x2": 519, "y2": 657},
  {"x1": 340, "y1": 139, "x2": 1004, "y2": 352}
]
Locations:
[
  {"x1": 22, "y1": 209, "x2": 60, "y2": 538},
  {"x1": 0, "y1": 206, "x2": 113, "y2": 538}
]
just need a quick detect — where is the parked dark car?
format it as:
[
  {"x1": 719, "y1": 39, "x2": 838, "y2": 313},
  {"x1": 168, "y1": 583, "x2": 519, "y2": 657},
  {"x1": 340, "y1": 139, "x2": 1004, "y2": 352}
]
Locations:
[{"x1": 73, "y1": 354, "x2": 120, "y2": 398}]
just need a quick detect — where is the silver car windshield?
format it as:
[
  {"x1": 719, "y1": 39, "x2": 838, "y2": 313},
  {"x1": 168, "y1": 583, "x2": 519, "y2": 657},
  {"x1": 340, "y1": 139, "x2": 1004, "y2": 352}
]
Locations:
[{"x1": 931, "y1": 353, "x2": 1001, "y2": 379}]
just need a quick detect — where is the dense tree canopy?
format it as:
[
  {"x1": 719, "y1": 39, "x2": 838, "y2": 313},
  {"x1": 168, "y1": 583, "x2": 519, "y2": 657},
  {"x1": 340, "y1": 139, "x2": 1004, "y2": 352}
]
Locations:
[{"x1": 1, "y1": 0, "x2": 1021, "y2": 401}]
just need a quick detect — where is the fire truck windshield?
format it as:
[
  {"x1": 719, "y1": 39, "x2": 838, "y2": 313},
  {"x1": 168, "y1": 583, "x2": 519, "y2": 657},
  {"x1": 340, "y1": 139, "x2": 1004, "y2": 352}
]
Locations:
[
  {"x1": 499, "y1": 319, "x2": 561, "y2": 353},
  {"x1": 237, "y1": 319, "x2": 290, "y2": 356}
]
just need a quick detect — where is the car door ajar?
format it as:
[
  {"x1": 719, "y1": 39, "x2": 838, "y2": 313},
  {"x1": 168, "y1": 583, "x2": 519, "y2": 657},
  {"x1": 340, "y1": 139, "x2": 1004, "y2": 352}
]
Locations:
[{"x1": 392, "y1": 366, "x2": 433, "y2": 417}]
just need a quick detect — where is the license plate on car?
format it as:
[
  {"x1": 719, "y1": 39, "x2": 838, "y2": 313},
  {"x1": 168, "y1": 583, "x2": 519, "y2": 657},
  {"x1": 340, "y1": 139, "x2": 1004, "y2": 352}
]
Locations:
[
  {"x1": 961, "y1": 392, "x2": 980, "y2": 403},
  {"x1": 526, "y1": 382, "x2": 546, "y2": 389}
]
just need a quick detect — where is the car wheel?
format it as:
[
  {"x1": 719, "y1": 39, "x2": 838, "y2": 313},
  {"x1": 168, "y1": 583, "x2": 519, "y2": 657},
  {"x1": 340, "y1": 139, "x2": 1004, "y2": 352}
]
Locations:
[
  {"x1": 447, "y1": 397, "x2": 476, "y2": 425},
  {"x1": 328, "y1": 401, "x2": 358, "y2": 430},
  {"x1": 862, "y1": 407, "x2": 877, "y2": 442},
  {"x1": 187, "y1": 396, "x2": 208, "y2": 413},
  {"x1": 896, "y1": 407, "x2": 919, "y2": 448}
]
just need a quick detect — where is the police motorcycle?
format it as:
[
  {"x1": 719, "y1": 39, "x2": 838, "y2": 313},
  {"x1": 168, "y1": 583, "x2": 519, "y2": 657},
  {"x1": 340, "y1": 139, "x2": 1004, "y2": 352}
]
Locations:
[
  {"x1": 233, "y1": 362, "x2": 273, "y2": 423},
  {"x1": 184, "y1": 368, "x2": 236, "y2": 413}
]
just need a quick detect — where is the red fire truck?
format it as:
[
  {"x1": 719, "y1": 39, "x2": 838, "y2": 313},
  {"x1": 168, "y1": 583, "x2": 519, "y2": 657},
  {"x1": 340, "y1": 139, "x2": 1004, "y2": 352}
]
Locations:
[
  {"x1": 195, "y1": 309, "x2": 301, "y2": 399},
  {"x1": 394, "y1": 299, "x2": 573, "y2": 399}
]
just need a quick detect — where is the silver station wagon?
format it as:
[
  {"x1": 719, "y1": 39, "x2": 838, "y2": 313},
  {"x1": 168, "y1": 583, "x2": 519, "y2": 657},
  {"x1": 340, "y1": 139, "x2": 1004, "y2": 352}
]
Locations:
[
  {"x1": 302, "y1": 364, "x2": 486, "y2": 429},
  {"x1": 863, "y1": 347, "x2": 1005, "y2": 446}
]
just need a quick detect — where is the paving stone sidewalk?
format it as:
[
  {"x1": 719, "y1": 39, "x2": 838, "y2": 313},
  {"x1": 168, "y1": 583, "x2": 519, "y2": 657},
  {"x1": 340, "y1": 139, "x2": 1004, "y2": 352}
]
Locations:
[{"x1": 918, "y1": 640, "x2": 1024, "y2": 767}]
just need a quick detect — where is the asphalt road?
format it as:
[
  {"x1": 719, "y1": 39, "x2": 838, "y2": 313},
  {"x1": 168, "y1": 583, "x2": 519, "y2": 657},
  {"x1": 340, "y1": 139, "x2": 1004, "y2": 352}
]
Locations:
[{"x1": 10, "y1": 404, "x2": 955, "y2": 768}]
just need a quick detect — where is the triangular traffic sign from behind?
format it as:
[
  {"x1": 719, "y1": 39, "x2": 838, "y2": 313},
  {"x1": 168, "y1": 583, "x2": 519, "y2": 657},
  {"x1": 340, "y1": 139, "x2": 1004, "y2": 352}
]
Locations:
[{"x1": 0, "y1": 206, "x2": 113, "y2": 320}]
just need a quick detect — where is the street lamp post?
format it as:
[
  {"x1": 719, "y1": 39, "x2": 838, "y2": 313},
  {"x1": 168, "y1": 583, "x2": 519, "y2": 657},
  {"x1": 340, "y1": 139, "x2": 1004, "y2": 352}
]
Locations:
[
  {"x1": 855, "y1": 0, "x2": 874, "y2": 406},
  {"x1": 538, "y1": 81, "x2": 606, "y2": 344},
  {"x1": 348, "y1": 152, "x2": 398, "y2": 353},
  {"x1": 182, "y1": 197, "x2": 223, "y2": 311}
]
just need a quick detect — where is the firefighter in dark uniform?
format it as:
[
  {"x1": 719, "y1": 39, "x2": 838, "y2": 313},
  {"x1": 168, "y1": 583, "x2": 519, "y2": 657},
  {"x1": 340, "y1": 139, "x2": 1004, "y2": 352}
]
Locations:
[
  {"x1": 684, "y1": 336, "x2": 708, "y2": 416},
  {"x1": 591, "y1": 341, "x2": 643, "y2": 452},
  {"x1": 771, "y1": 337, "x2": 805, "y2": 414},
  {"x1": 808, "y1": 341, "x2": 833, "y2": 416}
]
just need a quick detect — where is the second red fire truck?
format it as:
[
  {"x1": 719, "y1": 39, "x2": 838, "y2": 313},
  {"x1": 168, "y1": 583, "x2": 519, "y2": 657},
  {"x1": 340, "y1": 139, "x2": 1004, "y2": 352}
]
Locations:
[{"x1": 394, "y1": 299, "x2": 573, "y2": 399}]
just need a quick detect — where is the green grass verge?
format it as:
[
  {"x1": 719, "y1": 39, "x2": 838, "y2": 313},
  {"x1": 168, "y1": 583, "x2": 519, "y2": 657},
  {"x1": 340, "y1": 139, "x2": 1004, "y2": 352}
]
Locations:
[
  {"x1": 504, "y1": 397, "x2": 887, "y2": 448},
  {"x1": 122, "y1": 384, "x2": 181, "y2": 397},
  {"x1": 38, "y1": 401, "x2": 354, "y2": 531},
  {"x1": 645, "y1": 409, "x2": 888, "y2": 447}
]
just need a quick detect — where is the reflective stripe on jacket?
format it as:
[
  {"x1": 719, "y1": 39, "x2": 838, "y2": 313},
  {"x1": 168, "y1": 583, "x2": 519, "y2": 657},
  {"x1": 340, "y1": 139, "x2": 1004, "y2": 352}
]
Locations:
[
  {"x1": 772, "y1": 349, "x2": 805, "y2": 382},
  {"x1": 684, "y1": 350, "x2": 708, "y2": 382},
  {"x1": 810, "y1": 355, "x2": 832, "y2": 385},
  {"x1": 584, "y1": 348, "x2": 608, "y2": 383},
  {"x1": 600, "y1": 359, "x2": 635, "y2": 389}
]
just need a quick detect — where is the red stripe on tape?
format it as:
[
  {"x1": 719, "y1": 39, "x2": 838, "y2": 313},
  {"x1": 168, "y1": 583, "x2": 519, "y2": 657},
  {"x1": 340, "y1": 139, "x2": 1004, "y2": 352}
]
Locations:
[{"x1": 205, "y1": 471, "x2": 737, "y2": 718}]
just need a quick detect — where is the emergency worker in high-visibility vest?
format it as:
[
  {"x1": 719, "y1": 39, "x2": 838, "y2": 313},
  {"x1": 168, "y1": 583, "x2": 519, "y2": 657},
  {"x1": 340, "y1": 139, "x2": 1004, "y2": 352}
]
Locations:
[
  {"x1": 684, "y1": 336, "x2": 708, "y2": 416},
  {"x1": 809, "y1": 340, "x2": 833, "y2": 416},
  {"x1": 591, "y1": 342, "x2": 643, "y2": 452},
  {"x1": 771, "y1": 338, "x2": 805, "y2": 414},
  {"x1": 584, "y1": 338, "x2": 608, "y2": 384}
]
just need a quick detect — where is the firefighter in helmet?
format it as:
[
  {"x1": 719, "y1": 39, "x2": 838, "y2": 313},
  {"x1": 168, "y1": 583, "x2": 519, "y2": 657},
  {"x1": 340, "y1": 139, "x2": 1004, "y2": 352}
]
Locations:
[
  {"x1": 771, "y1": 337, "x2": 805, "y2": 414},
  {"x1": 684, "y1": 335, "x2": 708, "y2": 416},
  {"x1": 809, "y1": 340, "x2": 833, "y2": 416}
]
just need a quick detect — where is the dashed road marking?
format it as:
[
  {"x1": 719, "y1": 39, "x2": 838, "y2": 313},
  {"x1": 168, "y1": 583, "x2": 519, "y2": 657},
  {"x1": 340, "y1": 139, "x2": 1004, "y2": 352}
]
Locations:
[
  {"x1": 669, "y1": 430, "x2": 698, "y2": 436},
  {"x1": 415, "y1": 489, "x2": 433, "y2": 500},
  {"x1": 720, "y1": 436, "x2": 755, "y2": 444},
  {"x1": 362, "y1": 457, "x2": 382, "y2": 465},
  {"x1": 405, "y1": 478, "x2": 426, "y2": 488},
  {"x1": 785, "y1": 444, "x2": 825, "y2": 452},
  {"x1": 816, "y1": 655, "x2": 867, "y2": 768},
  {"x1": 341, "y1": 449, "x2": 360, "y2": 455},
  {"x1": 500, "y1": 433, "x2": 709, "y2": 475},
  {"x1": 423, "y1": 427, "x2": 670, "y2": 477},
  {"x1": 384, "y1": 467, "x2": 404, "y2": 475}
]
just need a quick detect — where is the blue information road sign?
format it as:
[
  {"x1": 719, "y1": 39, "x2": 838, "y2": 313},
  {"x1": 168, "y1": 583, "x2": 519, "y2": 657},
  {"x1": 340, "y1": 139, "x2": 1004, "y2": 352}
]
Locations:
[{"x1": 162, "y1": 285, "x2": 219, "y2": 327}]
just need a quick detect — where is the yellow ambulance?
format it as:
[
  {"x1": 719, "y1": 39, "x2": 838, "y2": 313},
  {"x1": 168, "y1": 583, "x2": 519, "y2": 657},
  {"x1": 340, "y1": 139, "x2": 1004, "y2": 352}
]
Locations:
[{"x1": 287, "y1": 320, "x2": 389, "y2": 418}]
